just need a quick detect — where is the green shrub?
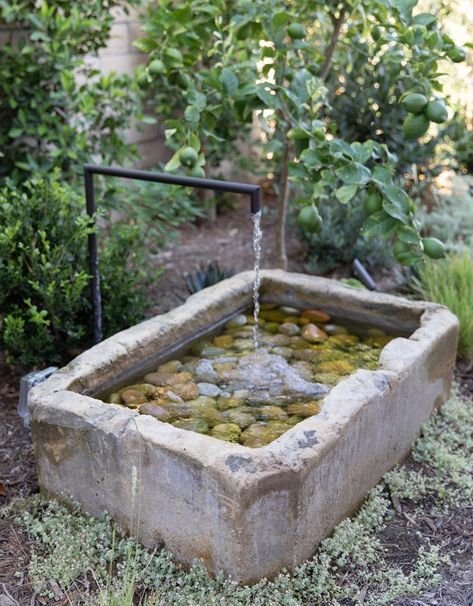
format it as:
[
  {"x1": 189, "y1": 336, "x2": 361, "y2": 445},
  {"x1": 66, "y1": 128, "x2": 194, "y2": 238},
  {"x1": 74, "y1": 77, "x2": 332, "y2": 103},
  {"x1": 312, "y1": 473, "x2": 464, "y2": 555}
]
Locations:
[
  {"x1": 302, "y1": 197, "x2": 395, "y2": 274},
  {"x1": 418, "y1": 252, "x2": 473, "y2": 361},
  {"x1": 326, "y1": 34, "x2": 439, "y2": 174},
  {"x1": 0, "y1": 171, "x2": 152, "y2": 367},
  {"x1": 0, "y1": 0, "x2": 139, "y2": 182}
]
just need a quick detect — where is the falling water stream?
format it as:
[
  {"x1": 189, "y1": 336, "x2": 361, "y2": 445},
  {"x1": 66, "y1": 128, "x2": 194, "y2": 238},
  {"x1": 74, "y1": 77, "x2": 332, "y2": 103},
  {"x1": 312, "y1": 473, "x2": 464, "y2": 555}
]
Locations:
[{"x1": 251, "y1": 210, "x2": 263, "y2": 349}]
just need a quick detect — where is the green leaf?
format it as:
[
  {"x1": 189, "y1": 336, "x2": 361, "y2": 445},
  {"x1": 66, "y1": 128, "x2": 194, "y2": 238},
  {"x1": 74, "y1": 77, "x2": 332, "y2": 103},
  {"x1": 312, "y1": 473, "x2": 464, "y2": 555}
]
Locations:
[
  {"x1": 164, "y1": 128, "x2": 177, "y2": 140},
  {"x1": 141, "y1": 115, "x2": 157, "y2": 124},
  {"x1": 271, "y1": 11, "x2": 290, "y2": 29},
  {"x1": 372, "y1": 165, "x2": 393, "y2": 186},
  {"x1": 220, "y1": 68, "x2": 238, "y2": 97},
  {"x1": 133, "y1": 38, "x2": 156, "y2": 53},
  {"x1": 392, "y1": 0, "x2": 417, "y2": 23},
  {"x1": 8, "y1": 127, "x2": 23, "y2": 138},
  {"x1": 351, "y1": 141, "x2": 374, "y2": 164},
  {"x1": 184, "y1": 105, "x2": 200, "y2": 126},
  {"x1": 383, "y1": 200, "x2": 408, "y2": 223},
  {"x1": 362, "y1": 211, "x2": 397, "y2": 237},
  {"x1": 256, "y1": 85, "x2": 274, "y2": 108},
  {"x1": 336, "y1": 184, "x2": 358, "y2": 204},
  {"x1": 300, "y1": 148, "x2": 323, "y2": 169},
  {"x1": 188, "y1": 133, "x2": 201, "y2": 152},
  {"x1": 383, "y1": 185, "x2": 411, "y2": 213},
  {"x1": 257, "y1": 113, "x2": 272, "y2": 135},
  {"x1": 336, "y1": 162, "x2": 371, "y2": 185},
  {"x1": 397, "y1": 225, "x2": 420, "y2": 244},
  {"x1": 413, "y1": 13, "x2": 436, "y2": 27},
  {"x1": 395, "y1": 250, "x2": 422, "y2": 266},
  {"x1": 164, "y1": 149, "x2": 182, "y2": 171}
]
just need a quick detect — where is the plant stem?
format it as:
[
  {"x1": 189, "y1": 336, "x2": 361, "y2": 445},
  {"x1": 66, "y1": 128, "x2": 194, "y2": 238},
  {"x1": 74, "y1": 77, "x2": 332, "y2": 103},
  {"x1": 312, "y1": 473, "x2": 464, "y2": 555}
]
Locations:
[{"x1": 319, "y1": 5, "x2": 347, "y2": 82}]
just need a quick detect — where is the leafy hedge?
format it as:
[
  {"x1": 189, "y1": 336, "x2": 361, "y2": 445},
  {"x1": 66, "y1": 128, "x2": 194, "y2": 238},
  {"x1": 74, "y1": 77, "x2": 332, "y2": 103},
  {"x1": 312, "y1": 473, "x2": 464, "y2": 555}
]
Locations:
[{"x1": 0, "y1": 172, "x2": 152, "y2": 367}]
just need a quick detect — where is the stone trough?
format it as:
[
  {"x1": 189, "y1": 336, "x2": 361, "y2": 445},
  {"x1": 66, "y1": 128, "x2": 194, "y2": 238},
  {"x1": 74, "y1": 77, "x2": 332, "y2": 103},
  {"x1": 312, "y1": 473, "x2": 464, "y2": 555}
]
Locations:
[{"x1": 29, "y1": 270, "x2": 458, "y2": 583}]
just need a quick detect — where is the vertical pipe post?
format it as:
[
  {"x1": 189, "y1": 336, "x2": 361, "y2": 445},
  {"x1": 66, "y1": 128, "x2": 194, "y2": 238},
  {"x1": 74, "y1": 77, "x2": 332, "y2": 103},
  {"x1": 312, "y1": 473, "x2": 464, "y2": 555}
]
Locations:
[{"x1": 84, "y1": 168, "x2": 102, "y2": 344}]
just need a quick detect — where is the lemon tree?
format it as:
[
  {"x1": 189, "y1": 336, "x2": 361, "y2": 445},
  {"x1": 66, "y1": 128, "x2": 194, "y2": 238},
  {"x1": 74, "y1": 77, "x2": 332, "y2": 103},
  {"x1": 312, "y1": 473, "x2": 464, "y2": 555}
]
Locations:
[{"x1": 137, "y1": 0, "x2": 466, "y2": 268}]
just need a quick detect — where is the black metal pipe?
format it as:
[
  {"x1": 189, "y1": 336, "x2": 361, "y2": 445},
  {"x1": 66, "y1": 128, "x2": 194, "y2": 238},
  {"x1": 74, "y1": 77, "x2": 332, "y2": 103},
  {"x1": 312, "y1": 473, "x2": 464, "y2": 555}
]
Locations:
[
  {"x1": 352, "y1": 258, "x2": 377, "y2": 291},
  {"x1": 83, "y1": 164, "x2": 262, "y2": 344}
]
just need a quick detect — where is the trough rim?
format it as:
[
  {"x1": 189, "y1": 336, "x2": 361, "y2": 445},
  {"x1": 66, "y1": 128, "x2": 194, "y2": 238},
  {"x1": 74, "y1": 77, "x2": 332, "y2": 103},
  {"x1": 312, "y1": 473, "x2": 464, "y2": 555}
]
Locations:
[{"x1": 29, "y1": 269, "x2": 459, "y2": 492}]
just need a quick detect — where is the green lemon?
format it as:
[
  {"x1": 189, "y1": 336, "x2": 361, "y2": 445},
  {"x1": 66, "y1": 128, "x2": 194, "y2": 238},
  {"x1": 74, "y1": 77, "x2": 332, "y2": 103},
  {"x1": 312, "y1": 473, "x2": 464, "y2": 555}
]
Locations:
[
  {"x1": 425, "y1": 100, "x2": 448, "y2": 124},
  {"x1": 423, "y1": 237, "x2": 446, "y2": 259},
  {"x1": 297, "y1": 206, "x2": 322, "y2": 233},
  {"x1": 287, "y1": 128, "x2": 309, "y2": 140},
  {"x1": 403, "y1": 113, "x2": 430, "y2": 140},
  {"x1": 189, "y1": 165, "x2": 205, "y2": 178},
  {"x1": 179, "y1": 147, "x2": 198, "y2": 167},
  {"x1": 148, "y1": 59, "x2": 165, "y2": 76},
  {"x1": 364, "y1": 191, "x2": 383, "y2": 215},
  {"x1": 402, "y1": 93, "x2": 428, "y2": 114},
  {"x1": 164, "y1": 48, "x2": 184, "y2": 66},
  {"x1": 137, "y1": 70, "x2": 149, "y2": 89},
  {"x1": 393, "y1": 240, "x2": 411, "y2": 258},
  {"x1": 175, "y1": 73, "x2": 191, "y2": 89},
  {"x1": 447, "y1": 47, "x2": 466, "y2": 63},
  {"x1": 287, "y1": 23, "x2": 305, "y2": 40}
]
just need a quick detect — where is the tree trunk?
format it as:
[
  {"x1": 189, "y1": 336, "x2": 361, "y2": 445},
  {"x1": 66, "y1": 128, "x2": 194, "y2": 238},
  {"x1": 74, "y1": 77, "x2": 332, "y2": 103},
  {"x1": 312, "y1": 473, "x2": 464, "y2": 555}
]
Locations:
[
  {"x1": 199, "y1": 142, "x2": 217, "y2": 222},
  {"x1": 275, "y1": 140, "x2": 291, "y2": 270},
  {"x1": 319, "y1": 5, "x2": 347, "y2": 82},
  {"x1": 202, "y1": 188, "x2": 217, "y2": 222}
]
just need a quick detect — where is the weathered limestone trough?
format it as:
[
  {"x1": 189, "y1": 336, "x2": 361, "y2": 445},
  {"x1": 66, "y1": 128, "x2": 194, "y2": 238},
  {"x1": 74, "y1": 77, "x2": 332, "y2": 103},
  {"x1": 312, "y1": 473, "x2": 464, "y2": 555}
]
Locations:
[{"x1": 29, "y1": 270, "x2": 458, "y2": 583}]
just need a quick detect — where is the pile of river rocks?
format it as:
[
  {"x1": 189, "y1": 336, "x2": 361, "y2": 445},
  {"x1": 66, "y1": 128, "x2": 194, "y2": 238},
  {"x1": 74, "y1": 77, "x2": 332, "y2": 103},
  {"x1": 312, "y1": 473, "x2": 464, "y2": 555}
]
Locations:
[{"x1": 105, "y1": 305, "x2": 392, "y2": 447}]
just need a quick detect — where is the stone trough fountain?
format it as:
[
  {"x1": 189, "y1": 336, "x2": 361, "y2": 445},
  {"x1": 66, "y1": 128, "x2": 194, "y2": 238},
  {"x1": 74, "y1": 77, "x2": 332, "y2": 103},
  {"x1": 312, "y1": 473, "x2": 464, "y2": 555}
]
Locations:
[{"x1": 29, "y1": 270, "x2": 458, "y2": 582}]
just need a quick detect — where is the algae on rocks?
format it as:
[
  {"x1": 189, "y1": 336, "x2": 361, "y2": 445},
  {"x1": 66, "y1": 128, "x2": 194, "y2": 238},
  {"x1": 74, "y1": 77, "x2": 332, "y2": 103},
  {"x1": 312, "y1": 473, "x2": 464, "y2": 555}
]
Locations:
[{"x1": 104, "y1": 304, "x2": 394, "y2": 447}]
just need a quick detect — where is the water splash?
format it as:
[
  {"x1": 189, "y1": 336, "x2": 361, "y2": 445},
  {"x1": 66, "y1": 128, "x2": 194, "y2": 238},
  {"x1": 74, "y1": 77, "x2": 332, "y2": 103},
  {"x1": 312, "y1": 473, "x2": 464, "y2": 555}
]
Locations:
[
  {"x1": 251, "y1": 210, "x2": 263, "y2": 349},
  {"x1": 217, "y1": 352, "x2": 329, "y2": 400}
]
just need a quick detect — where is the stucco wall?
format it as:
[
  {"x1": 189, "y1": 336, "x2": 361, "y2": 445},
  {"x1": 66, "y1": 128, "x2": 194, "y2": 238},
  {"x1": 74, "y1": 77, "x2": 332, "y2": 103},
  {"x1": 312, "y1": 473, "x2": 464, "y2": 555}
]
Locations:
[{"x1": 95, "y1": 6, "x2": 168, "y2": 167}]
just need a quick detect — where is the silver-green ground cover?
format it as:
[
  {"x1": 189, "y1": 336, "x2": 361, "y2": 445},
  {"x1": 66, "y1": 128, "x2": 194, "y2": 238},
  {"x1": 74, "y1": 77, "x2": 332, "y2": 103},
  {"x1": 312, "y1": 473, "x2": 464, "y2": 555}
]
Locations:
[{"x1": 2, "y1": 389, "x2": 472, "y2": 605}]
